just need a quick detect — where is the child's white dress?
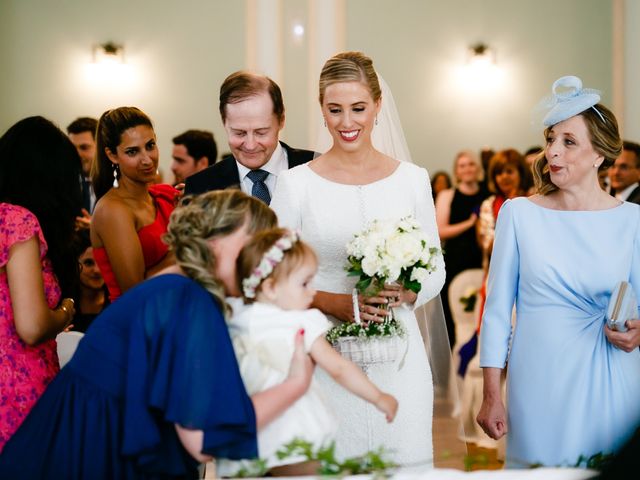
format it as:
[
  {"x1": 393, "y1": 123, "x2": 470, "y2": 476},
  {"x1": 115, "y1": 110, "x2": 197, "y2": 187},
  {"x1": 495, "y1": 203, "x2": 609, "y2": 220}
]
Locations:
[{"x1": 218, "y1": 300, "x2": 336, "y2": 474}]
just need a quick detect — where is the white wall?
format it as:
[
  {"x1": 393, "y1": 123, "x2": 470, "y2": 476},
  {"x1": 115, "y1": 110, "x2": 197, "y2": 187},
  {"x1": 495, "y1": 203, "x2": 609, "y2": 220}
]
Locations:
[
  {"x1": 344, "y1": 0, "x2": 613, "y2": 173},
  {"x1": 0, "y1": 0, "x2": 245, "y2": 181},
  {"x1": 625, "y1": 0, "x2": 640, "y2": 140},
  {"x1": 0, "y1": 0, "x2": 622, "y2": 178}
]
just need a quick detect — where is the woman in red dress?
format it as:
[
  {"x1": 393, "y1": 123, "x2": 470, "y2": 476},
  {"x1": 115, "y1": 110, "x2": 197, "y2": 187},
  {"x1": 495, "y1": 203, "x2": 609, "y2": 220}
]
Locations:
[{"x1": 91, "y1": 107, "x2": 179, "y2": 301}]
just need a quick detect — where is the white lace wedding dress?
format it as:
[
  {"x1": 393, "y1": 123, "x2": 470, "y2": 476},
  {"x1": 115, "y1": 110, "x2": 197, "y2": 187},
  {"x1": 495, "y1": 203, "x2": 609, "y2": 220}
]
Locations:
[{"x1": 271, "y1": 162, "x2": 445, "y2": 467}]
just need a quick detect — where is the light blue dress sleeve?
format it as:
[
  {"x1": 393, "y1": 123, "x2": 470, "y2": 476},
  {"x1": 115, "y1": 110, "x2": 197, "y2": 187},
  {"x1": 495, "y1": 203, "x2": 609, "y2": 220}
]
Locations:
[
  {"x1": 479, "y1": 199, "x2": 519, "y2": 368},
  {"x1": 627, "y1": 205, "x2": 640, "y2": 317}
]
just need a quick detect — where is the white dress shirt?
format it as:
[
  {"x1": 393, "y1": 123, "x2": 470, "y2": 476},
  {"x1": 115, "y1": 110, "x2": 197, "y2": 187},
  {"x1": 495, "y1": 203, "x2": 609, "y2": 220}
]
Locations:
[
  {"x1": 615, "y1": 182, "x2": 639, "y2": 201},
  {"x1": 236, "y1": 143, "x2": 288, "y2": 198}
]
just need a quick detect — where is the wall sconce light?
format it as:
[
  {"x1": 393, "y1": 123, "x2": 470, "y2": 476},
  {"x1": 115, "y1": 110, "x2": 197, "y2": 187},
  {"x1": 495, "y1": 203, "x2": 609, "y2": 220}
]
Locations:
[
  {"x1": 93, "y1": 42, "x2": 125, "y2": 65},
  {"x1": 467, "y1": 43, "x2": 496, "y2": 70},
  {"x1": 453, "y1": 41, "x2": 504, "y2": 93},
  {"x1": 85, "y1": 41, "x2": 134, "y2": 87}
]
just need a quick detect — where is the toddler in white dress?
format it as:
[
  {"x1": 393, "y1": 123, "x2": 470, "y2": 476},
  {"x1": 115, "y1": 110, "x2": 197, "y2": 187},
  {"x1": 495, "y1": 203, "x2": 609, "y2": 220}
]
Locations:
[{"x1": 219, "y1": 228, "x2": 397, "y2": 476}]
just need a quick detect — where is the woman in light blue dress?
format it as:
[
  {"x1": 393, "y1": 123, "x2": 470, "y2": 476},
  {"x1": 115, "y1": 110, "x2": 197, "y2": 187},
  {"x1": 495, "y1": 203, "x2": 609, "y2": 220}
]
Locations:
[{"x1": 477, "y1": 76, "x2": 640, "y2": 468}]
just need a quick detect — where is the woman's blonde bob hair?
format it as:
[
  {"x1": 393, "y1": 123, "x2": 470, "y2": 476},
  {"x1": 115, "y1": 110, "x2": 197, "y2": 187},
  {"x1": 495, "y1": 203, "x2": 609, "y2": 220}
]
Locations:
[
  {"x1": 533, "y1": 104, "x2": 622, "y2": 195},
  {"x1": 163, "y1": 190, "x2": 276, "y2": 315}
]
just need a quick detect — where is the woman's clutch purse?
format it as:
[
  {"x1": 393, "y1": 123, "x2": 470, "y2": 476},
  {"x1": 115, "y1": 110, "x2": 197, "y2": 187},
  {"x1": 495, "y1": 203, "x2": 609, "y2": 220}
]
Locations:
[{"x1": 606, "y1": 281, "x2": 638, "y2": 332}]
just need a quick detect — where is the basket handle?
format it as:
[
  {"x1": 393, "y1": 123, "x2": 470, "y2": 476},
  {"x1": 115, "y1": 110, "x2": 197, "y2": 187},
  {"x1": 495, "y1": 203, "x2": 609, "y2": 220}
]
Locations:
[{"x1": 352, "y1": 288, "x2": 362, "y2": 325}]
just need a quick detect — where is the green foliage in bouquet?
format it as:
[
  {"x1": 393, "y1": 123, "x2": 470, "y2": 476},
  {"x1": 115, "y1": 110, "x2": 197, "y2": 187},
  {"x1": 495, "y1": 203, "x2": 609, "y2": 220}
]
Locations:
[
  {"x1": 325, "y1": 315, "x2": 405, "y2": 343},
  {"x1": 276, "y1": 438, "x2": 398, "y2": 476}
]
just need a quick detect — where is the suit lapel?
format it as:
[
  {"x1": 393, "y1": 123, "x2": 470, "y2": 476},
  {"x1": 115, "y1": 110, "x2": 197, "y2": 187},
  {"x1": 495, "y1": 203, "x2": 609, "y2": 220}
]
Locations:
[{"x1": 217, "y1": 156, "x2": 242, "y2": 189}]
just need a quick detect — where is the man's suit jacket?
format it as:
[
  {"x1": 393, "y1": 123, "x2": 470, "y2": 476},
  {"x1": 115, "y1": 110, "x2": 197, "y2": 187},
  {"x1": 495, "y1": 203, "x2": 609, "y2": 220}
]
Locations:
[
  {"x1": 184, "y1": 141, "x2": 314, "y2": 196},
  {"x1": 626, "y1": 185, "x2": 640, "y2": 205}
]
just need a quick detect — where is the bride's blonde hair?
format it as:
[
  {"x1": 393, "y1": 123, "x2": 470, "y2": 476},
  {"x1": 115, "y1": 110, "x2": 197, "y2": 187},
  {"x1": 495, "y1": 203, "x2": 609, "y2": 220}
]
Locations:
[
  {"x1": 164, "y1": 190, "x2": 276, "y2": 315},
  {"x1": 319, "y1": 51, "x2": 381, "y2": 105}
]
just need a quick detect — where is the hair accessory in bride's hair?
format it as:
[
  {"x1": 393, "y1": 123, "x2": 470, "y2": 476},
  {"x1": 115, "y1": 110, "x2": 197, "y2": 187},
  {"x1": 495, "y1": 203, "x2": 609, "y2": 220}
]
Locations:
[
  {"x1": 536, "y1": 75, "x2": 603, "y2": 127},
  {"x1": 242, "y1": 229, "x2": 300, "y2": 299}
]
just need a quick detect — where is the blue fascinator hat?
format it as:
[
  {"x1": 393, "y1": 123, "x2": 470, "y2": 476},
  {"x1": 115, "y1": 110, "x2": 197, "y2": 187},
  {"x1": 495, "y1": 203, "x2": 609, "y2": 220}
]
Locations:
[{"x1": 539, "y1": 76, "x2": 601, "y2": 126}]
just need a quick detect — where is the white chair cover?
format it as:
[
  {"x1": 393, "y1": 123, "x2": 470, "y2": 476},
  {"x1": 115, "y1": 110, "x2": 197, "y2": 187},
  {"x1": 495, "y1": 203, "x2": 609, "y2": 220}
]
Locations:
[
  {"x1": 56, "y1": 331, "x2": 84, "y2": 368},
  {"x1": 447, "y1": 269, "x2": 505, "y2": 452}
]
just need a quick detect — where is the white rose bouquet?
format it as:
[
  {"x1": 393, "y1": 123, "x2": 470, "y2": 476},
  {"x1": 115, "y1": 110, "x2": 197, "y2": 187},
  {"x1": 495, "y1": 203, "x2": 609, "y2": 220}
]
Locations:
[
  {"x1": 327, "y1": 216, "x2": 441, "y2": 364},
  {"x1": 345, "y1": 215, "x2": 440, "y2": 296}
]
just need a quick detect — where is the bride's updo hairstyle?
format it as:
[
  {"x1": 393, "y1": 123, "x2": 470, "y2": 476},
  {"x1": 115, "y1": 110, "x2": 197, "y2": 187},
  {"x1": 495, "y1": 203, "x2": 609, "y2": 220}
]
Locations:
[
  {"x1": 163, "y1": 190, "x2": 276, "y2": 315},
  {"x1": 237, "y1": 228, "x2": 317, "y2": 304},
  {"x1": 534, "y1": 107, "x2": 621, "y2": 195},
  {"x1": 319, "y1": 51, "x2": 381, "y2": 105}
]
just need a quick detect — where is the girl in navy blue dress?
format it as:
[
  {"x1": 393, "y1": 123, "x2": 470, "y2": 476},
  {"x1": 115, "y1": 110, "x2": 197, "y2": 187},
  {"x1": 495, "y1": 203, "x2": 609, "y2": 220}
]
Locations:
[{"x1": 0, "y1": 190, "x2": 315, "y2": 479}]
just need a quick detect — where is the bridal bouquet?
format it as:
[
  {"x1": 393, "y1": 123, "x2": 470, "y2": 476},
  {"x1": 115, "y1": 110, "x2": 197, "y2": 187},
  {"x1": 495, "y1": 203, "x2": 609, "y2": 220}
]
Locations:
[
  {"x1": 327, "y1": 216, "x2": 441, "y2": 365},
  {"x1": 345, "y1": 215, "x2": 440, "y2": 296}
]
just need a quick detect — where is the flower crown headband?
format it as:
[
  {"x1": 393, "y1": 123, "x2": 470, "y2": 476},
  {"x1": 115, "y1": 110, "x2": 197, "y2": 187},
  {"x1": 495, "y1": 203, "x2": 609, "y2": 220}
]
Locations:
[{"x1": 242, "y1": 230, "x2": 300, "y2": 299}]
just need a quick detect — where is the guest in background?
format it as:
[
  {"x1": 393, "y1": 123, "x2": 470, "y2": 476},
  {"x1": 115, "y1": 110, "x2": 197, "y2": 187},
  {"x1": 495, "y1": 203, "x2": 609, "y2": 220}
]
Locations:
[
  {"x1": 67, "y1": 116, "x2": 98, "y2": 229},
  {"x1": 523, "y1": 145, "x2": 543, "y2": 169},
  {"x1": 609, "y1": 140, "x2": 640, "y2": 204},
  {"x1": 184, "y1": 71, "x2": 314, "y2": 203},
  {"x1": 171, "y1": 129, "x2": 218, "y2": 185},
  {"x1": 0, "y1": 190, "x2": 315, "y2": 479},
  {"x1": 477, "y1": 148, "x2": 532, "y2": 266},
  {"x1": 70, "y1": 229, "x2": 108, "y2": 332},
  {"x1": 0, "y1": 116, "x2": 79, "y2": 451},
  {"x1": 430, "y1": 170, "x2": 452, "y2": 201},
  {"x1": 478, "y1": 147, "x2": 495, "y2": 193},
  {"x1": 91, "y1": 107, "x2": 179, "y2": 301},
  {"x1": 477, "y1": 76, "x2": 640, "y2": 467},
  {"x1": 436, "y1": 150, "x2": 488, "y2": 347}
]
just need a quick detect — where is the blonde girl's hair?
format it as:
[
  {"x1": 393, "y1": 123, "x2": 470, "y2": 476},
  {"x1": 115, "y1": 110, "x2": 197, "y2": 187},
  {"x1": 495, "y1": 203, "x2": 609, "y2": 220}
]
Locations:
[
  {"x1": 163, "y1": 190, "x2": 277, "y2": 316},
  {"x1": 237, "y1": 228, "x2": 317, "y2": 304},
  {"x1": 533, "y1": 104, "x2": 622, "y2": 195}
]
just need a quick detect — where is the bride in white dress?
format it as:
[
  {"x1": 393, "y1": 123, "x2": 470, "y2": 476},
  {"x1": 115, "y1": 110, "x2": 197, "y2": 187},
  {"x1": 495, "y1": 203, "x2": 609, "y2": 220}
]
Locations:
[{"x1": 271, "y1": 51, "x2": 445, "y2": 467}]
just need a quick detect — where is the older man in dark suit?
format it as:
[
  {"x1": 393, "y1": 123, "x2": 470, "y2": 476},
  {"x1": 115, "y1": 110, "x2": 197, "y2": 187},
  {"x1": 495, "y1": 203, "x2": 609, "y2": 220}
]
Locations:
[
  {"x1": 185, "y1": 72, "x2": 314, "y2": 204},
  {"x1": 609, "y1": 141, "x2": 640, "y2": 204}
]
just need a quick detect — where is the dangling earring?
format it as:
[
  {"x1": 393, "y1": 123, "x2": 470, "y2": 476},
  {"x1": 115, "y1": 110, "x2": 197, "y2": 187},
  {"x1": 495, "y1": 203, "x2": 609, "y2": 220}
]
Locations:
[
  {"x1": 112, "y1": 165, "x2": 119, "y2": 188},
  {"x1": 375, "y1": 116, "x2": 379, "y2": 126},
  {"x1": 323, "y1": 118, "x2": 327, "y2": 127}
]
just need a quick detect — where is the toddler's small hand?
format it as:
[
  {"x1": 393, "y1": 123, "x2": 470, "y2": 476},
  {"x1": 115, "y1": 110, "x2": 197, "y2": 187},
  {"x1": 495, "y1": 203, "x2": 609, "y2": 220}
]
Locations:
[{"x1": 376, "y1": 393, "x2": 398, "y2": 423}]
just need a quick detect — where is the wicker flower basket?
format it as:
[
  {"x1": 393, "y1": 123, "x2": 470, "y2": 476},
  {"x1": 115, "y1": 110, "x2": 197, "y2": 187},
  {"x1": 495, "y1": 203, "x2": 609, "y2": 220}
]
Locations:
[{"x1": 332, "y1": 335, "x2": 405, "y2": 367}]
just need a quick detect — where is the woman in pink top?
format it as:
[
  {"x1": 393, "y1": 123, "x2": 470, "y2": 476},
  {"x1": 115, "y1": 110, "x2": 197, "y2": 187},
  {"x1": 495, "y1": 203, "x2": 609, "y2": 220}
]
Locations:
[
  {"x1": 0, "y1": 116, "x2": 80, "y2": 451},
  {"x1": 91, "y1": 107, "x2": 178, "y2": 301}
]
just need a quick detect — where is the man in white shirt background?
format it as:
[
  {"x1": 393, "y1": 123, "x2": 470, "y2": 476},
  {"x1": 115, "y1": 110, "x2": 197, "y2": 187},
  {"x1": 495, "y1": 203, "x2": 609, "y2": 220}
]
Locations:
[
  {"x1": 67, "y1": 116, "x2": 98, "y2": 229},
  {"x1": 609, "y1": 141, "x2": 640, "y2": 204}
]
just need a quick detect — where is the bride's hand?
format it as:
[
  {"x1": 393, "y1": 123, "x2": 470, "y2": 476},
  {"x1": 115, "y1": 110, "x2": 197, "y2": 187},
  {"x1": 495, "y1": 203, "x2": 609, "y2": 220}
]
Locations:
[
  {"x1": 358, "y1": 288, "x2": 402, "y2": 324},
  {"x1": 383, "y1": 283, "x2": 417, "y2": 307},
  {"x1": 313, "y1": 291, "x2": 356, "y2": 323}
]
